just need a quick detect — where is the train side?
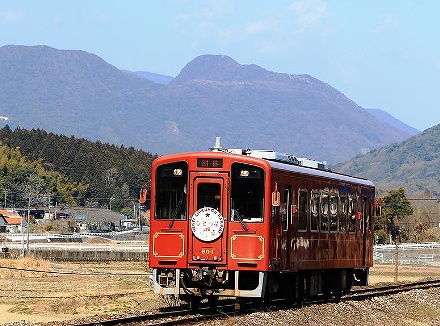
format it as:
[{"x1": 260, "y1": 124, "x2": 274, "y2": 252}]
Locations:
[{"x1": 149, "y1": 150, "x2": 375, "y2": 306}]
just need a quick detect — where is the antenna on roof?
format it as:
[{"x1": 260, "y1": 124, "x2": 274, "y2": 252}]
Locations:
[{"x1": 210, "y1": 136, "x2": 225, "y2": 152}]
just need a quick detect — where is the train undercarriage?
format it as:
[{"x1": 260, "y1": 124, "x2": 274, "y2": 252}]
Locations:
[{"x1": 153, "y1": 266, "x2": 369, "y2": 309}]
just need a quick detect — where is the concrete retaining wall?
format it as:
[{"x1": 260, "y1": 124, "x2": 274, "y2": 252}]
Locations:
[{"x1": 5, "y1": 248, "x2": 149, "y2": 261}]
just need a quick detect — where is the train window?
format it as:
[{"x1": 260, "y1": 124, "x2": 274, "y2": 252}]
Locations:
[
  {"x1": 366, "y1": 197, "x2": 371, "y2": 232},
  {"x1": 298, "y1": 189, "x2": 308, "y2": 232},
  {"x1": 282, "y1": 188, "x2": 290, "y2": 231},
  {"x1": 348, "y1": 196, "x2": 357, "y2": 233},
  {"x1": 339, "y1": 196, "x2": 347, "y2": 233},
  {"x1": 330, "y1": 193, "x2": 338, "y2": 232},
  {"x1": 230, "y1": 163, "x2": 265, "y2": 222},
  {"x1": 197, "y1": 183, "x2": 221, "y2": 211},
  {"x1": 311, "y1": 191, "x2": 319, "y2": 231},
  {"x1": 154, "y1": 162, "x2": 188, "y2": 220},
  {"x1": 320, "y1": 192, "x2": 329, "y2": 232},
  {"x1": 361, "y1": 197, "x2": 367, "y2": 234}
]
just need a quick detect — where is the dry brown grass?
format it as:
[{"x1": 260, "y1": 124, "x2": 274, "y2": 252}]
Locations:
[
  {"x1": 0, "y1": 260, "x2": 157, "y2": 325},
  {"x1": 370, "y1": 264, "x2": 440, "y2": 284},
  {"x1": 0, "y1": 257, "x2": 53, "y2": 278},
  {"x1": 0, "y1": 260, "x2": 439, "y2": 325}
]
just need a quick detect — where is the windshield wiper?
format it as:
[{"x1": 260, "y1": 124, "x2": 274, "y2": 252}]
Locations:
[
  {"x1": 233, "y1": 209, "x2": 249, "y2": 232},
  {"x1": 168, "y1": 193, "x2": 185, "y2": 229}
]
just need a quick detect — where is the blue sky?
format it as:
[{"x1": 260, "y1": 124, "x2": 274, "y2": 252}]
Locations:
[{"x1": 1, "y1": 0, "x2": 439, "y2": 131}]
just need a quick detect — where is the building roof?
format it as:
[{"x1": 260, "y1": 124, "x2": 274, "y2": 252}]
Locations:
[
  {"x1": 4, "y1": 217, "x2": 24, "y2": 226},
  {"x1": 0, "y1": 209, "x2": 22, "y2": 219}
]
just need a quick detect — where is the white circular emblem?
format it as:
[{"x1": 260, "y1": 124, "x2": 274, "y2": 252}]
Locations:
[{"x1": 191, "y1": 207, "x2": 225, "y2": 242}]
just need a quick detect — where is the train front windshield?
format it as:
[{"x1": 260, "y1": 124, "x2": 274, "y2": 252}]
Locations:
[
  {"x1": 230, "y1": 163, "x2": 265, "y2": 222},
  {"x1": 154, "y1": 162, "x2": 188, "y2": 220}
]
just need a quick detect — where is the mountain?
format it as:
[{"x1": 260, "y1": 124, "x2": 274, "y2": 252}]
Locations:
[
  {"x1": 0, "y1": 45, "x2": 165, "y2": 149},
  {"x1": 124, "y1": 70, "x2": 173, "y2": 85},
  {"x1": 334, "y1": 124, "x2": 440, "y2": 197},
  {"x1": 0, "y1": 45, "x2": 413, "y2": 164},
  {"x1": 366, "y1": 108, "x2": 420, "y2": 136}
]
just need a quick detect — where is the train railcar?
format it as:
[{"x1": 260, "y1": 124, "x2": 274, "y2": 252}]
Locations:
[{"x1": 149, "y1": 138, "x2": 375, "y2": 307}]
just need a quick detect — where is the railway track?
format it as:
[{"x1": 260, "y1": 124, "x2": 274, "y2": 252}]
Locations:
[
  {"x1": 346, "y1": 278, "x2": 440, "y2": 300},
  {"x1": 73, "y1": 302, "x2": 237, "y2": 326},
  {"x1": 69, "y1": 279, "x2": 440, "y2": 326}
]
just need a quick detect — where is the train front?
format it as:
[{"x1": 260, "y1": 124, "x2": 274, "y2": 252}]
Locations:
[{"x1": 148, "y1": 151, "x2": 271, "y2": 305}]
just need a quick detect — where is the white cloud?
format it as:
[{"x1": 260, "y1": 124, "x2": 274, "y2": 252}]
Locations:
[
  {"x1": 0, "y1": 10, "x2": 21, "y2": 24},
  {"x1": 288, "y1": 0, "x2": 328, "y2": 33},
  {"x1": 245, "y1": 21, "x2": 266, "y2": 34},
  {"x1": 243, "y1": 12, "x2": 281, "y2": 36},
  {"x1": 177, "y1": 0, "x2": 235, "y2": 22},
  {"x1": 175, "y1": 0, "x2": 237, "y2": 43},
  {"x1": 375, "y1": 13, "x2": 399, "y2": 33}
]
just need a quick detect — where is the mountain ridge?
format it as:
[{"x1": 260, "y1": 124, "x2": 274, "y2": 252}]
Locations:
[
  {"x1": 0, "y1": 45, "x2": 413, "y2": 164},
  {"x1": 366, "y1": 108, "x2": 420, "y2": 136},
  {"x1": 334, "y1": 123, "x2": 440, "y2": 196}
]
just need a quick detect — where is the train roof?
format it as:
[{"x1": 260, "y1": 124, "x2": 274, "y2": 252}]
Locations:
[
  {"x1": 267, "y1": 160, "x2": 374, "y2": 187},
  {"x1": 210, "y1": 137, "x2": 374, "y2": 188},
  {"x1": 154, "y1": 149, "x2": 374, "y2": 188}
]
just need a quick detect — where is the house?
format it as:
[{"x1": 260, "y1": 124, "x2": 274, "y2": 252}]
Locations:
[
  {"x1": 0, "y1": 215, "x2": 7, "y2": 233},
  {"x1": 0, "y1": 209, "x2": 26, "y2": 233},
  {"x1": 121, "y1": 218, "x2": 138, "y2": 230}
]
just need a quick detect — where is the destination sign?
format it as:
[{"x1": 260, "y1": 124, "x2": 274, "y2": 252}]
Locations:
[{"x1": 197, "y1": 158, "x2": 223, "y2": 168}]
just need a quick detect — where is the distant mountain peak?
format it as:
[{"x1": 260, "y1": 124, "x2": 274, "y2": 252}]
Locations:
[
  {"x1": 366, "y1": 108, "x2": 420, "y2": 136},
  {"x1": 171, "y1": 54, "x2": 273, "y2": 85}
]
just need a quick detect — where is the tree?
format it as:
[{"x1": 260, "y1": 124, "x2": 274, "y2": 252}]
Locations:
[{"x1": 383, "y1": 188, "x2": 413, "y2": 242}]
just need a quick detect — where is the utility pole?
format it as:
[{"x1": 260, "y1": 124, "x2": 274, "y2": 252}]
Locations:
[
  {"x1": 138, "y1": 203, "x2": 142, "y2": 231},
  {"x1": 26, "y1": 195, "x2": 30, "y2": 256},
  {"x1": 394, "y1": 239, "x2": 398, "y2": 282},
  {"x1": 21, "y1": 216, "x2": 24, "y2": 257},
  {"x1": 48, "y1": 194, "x2": 51, "y2": 219}
]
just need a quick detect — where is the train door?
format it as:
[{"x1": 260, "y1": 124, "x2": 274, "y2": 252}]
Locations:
[
  {"x1": 361, "y1": 195, "x2": 368, "y2": 266},
  {"x1": 188, "y1": 172, "x2": 228, "y2": 265},
  {"x1": 280, "y1": 187, "x2": 292, "y2": 270}
]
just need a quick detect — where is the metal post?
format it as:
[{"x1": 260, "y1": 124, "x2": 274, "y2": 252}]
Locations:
[
  {"x1": 26, "y1": 195, "x2": 30, "y2": 256},
  {"x1": 394, "y1": 240, "x2": 398, "y2": 282},
  {"x1": 139, "y1": 203, "x2": 142, "y2": 231},
  {"x1": 48, "y1": 194, "x2": 51, "y2": 219},
  {"x1": 21, "y1": 217, "x2": 25, "y2": 257}
]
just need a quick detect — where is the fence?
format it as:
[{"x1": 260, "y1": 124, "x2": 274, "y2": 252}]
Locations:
[
  {"x1": 3, "y1": 242, "x2": 149, "y2": 261},
  {"x1": 373, "y1": 243, "x2": 440, "y2": 266}
]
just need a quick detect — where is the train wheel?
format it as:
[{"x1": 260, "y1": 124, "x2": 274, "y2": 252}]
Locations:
[
  {"x1": 234, "y1": 298, "x2": 252, "y2": 311},
  {"x1": 189, "y1": 297, "x2": 201, "y2": 311},
  {"x1": 296, "y1": 274, "x2": 306, "y2": 308},
  {"x1": 323, "y1": 286, "x2": 331, "y2": 302},
  {"x1": 208, "y1": 296, "x2": 218, "y2": 312},
  {"x1": 333, "y1": 288, "x2": 342, "y2": 303},
  {"x1": 234, "y1": 298, "x2": 242, "y2": 311}
]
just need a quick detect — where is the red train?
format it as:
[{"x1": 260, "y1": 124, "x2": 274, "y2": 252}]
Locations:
[{"x1": 149, "y1": 138, "x2": 375, "y2": 307}]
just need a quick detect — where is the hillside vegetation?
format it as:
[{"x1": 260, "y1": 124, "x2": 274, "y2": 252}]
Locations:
[
  {"x1": 0, "y1": 126, "x2": 155, "y2": 209},
  {"x1": 334, "y1": 124, "x2": 440, "y2": 197}
]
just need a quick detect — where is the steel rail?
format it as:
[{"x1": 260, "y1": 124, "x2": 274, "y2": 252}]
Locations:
[
  {"x1": 346, "y1": 278, "x2": 440, "y2": 300},
  {"x1": 65, "y1": 279, "x2": 440, "y2": 326}
]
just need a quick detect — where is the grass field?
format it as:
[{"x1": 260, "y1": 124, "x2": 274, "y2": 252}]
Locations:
[{"x1": 0, "y1": 258, "x2": 439, "y2": 325}]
